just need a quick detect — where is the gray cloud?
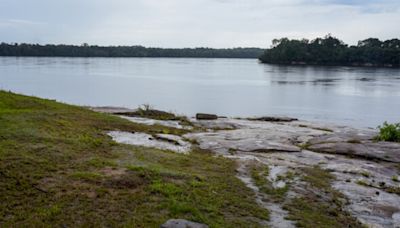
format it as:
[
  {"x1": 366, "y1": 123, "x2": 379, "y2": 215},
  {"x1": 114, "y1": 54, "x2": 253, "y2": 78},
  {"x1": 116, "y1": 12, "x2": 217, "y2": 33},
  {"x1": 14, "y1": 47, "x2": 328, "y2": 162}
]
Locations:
[{"x1": 0, "y1": 0, "x2": 399, "y2": 48}]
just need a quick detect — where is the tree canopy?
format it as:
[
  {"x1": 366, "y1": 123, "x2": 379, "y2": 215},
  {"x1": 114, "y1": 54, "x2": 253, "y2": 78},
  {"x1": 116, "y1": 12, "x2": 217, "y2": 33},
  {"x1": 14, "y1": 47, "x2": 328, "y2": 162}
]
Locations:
[
  {"x1": 259, "y1": 35, "x2": 400, "y2": 67},
  {"x1": 0, "y1": 43, "x2": 264, "y2": 59}
]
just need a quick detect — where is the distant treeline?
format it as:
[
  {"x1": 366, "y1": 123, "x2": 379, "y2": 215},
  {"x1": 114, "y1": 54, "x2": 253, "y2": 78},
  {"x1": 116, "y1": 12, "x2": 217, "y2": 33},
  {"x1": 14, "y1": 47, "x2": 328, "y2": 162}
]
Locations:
[
  {"x1": 0, "y1": 43, "x2": 264, "y2": 58},
  {"x1": 259, "y1": 35, "x2": 400, "y2": 67}
]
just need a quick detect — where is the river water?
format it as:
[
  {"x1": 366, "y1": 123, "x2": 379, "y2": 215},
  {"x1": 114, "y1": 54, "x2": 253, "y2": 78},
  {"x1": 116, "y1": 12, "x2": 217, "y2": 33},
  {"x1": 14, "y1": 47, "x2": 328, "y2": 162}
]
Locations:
[{"x1": 1, "y1": 57, "x2": 399, "y2": 127}]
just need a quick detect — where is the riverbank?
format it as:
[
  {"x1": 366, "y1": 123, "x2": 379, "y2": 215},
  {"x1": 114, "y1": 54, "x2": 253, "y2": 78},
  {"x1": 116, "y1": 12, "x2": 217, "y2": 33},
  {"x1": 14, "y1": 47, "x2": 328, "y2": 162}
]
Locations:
[
  {"x1": 1, "y1": 91, "x2": 399, "y2": 227},
  {"x1": 0, "y1": 91, "x2": 268, "y2": 227}
]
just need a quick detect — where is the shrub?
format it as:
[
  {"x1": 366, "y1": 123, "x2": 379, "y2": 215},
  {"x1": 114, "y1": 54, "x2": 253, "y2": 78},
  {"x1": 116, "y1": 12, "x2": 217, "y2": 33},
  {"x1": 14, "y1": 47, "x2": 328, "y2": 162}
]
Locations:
[{"x1": 375, "y1": 122, "x2": 400, "y2": 142}]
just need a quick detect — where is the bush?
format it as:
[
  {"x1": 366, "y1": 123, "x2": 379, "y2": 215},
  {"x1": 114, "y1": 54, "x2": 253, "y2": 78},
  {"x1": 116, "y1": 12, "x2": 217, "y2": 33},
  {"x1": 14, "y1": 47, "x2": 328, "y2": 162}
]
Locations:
[{"x1": 375, "y1": 122, "x2": 400, "y2": 142}]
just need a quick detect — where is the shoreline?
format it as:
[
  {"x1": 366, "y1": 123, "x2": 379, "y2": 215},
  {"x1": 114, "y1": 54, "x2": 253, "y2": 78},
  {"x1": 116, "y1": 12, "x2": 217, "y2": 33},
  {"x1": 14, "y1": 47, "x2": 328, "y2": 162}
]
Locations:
[
  {"x1": 1, "y1": 90, "x2": 399, "y2": 227},
  {"x1": 99, "y1": 106, "x2": 400, "y2": 227}
]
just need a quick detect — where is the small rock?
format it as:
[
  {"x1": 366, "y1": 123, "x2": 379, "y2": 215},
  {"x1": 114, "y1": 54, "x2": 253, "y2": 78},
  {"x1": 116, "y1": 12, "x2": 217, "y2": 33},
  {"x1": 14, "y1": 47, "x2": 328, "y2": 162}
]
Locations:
[
  {"x1": 196, "y1": 113, "x2": 218, "y2": 120},
  {"x1": 160, "y1": 219, "x2": 209, "y2": 228},
  {"x1": 248, "y1": 116, "x2": 298, "y2": 122}
]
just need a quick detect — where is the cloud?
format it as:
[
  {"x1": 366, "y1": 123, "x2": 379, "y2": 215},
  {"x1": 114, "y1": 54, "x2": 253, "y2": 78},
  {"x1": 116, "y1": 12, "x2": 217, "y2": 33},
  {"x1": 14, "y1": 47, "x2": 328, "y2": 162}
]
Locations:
[
  {"x1": 0, "y1": 19, "x2": 45, "y2": 28},
  {"x1": 0, "y1": 0, "x2": 399, "y2": 47}
]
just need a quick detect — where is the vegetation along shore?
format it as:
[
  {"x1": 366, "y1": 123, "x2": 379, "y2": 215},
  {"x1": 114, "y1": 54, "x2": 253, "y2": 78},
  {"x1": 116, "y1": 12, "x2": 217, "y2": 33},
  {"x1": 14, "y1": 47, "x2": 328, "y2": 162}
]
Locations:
[
  {"x1": 259, "y1": 35, "x2": 400, "y2": 67},
  {"x1": 1, "y1": 35, "x2": 400, "y2": 68}
]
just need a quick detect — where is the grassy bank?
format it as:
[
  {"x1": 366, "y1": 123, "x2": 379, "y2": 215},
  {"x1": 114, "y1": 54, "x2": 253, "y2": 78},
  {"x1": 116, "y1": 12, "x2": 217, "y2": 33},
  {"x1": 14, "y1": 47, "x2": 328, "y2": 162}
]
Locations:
[{"x1": 0, "y1": 91, "x2": 268, "y2": 227}]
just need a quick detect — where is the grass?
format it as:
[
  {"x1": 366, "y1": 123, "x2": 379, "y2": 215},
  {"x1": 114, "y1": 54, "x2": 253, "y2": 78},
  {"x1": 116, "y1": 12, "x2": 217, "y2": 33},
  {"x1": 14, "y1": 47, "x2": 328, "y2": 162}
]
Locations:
[
  {"x1": 360, "y1": 171, "x2": 371, "y2": 178},
  {"x1": 0, "y1": 91, "x2": 269, "y2": 227},
  {"x1": 392, "y1": 176, "x2": 399, "y2": 182},
  {"x1": 284, "y1": 166, "x2": 363, "y2": 228}
]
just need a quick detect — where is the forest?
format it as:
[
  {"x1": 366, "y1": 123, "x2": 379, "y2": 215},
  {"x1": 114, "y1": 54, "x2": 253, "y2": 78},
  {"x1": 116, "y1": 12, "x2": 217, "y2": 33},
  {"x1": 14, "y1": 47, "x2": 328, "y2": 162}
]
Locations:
[
  {"x1": 0, "y1": 43, "x2": 263, "y2": 58},
  {"x1": 259, "y1": 35, "x2": 400, "y2": 67}
]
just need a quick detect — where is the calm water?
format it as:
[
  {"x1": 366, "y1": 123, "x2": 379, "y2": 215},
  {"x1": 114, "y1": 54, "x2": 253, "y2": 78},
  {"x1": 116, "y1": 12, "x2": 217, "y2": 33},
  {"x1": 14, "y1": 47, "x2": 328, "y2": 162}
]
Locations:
[{"x1": 1, "y1": 57, "x2": 399, "y2": 128}]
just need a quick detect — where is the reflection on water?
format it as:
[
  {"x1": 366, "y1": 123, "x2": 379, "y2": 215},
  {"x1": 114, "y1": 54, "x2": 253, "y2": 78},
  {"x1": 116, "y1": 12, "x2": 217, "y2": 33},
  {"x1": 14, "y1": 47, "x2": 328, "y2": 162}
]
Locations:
[{"x1": 0, "y1": 57, "x2": 399, "y2": 128}]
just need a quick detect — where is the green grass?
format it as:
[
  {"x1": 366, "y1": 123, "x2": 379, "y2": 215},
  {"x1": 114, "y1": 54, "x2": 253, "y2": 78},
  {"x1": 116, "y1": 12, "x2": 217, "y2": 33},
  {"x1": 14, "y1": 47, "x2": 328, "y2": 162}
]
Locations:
[
  {"x1": 392, "y1": 176, "x2": 399, "y2": 182},
  {"x1": 284, "y1": 166, "x2": 362, "y2": 228},
  {"x1": 0, "y1": 91, "x2": 268, "y2": 227}
]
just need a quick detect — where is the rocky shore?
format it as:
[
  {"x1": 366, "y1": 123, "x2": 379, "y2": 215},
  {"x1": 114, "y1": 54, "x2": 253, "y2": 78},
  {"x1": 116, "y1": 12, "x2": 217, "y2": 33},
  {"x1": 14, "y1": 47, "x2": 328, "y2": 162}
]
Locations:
[{"x1": 92, "y1": 107, "x2": 400, "y2": 228}]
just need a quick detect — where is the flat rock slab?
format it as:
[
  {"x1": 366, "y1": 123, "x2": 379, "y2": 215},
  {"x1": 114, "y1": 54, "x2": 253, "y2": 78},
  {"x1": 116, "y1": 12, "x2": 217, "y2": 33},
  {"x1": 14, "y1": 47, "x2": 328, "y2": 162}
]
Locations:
[
  {"x1": 245, "y1": 149, "x2": 400, "y2": 228},
  {"x1": 333, "y1": 182, "x2": 400, "y2": 227},
  {"x1": 191, "y1": 118, "x2": 241, "y2": 130},
  {"x1": 119, "y1": 116, "x2": 193, "y2": 130},
  {"x1": 186, "y1": 118, "x2": 400, "y2": 227},
  {"x1": 185, "y1": 119, "x2": 329, "y2": 155},
  {"x1": 160, "y1": 219, "x2": 209, "y2": 228},
  {"x1": 188, "y1": 130, "x2": 301, "y2": 154},
  {"x1": 155, "y1": 134, "x2": 189, "y2": 146},
  {"x1": 308, "y1": 134, "x2": 400, "y2": 163},
  {"x1": 108, "y1": 131, "x2": 191, "y2": 154}
]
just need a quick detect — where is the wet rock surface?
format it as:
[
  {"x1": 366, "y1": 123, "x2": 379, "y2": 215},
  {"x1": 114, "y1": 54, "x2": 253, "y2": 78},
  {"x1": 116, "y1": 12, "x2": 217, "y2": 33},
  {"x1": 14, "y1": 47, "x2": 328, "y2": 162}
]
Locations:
[
  {"x1": 185, "y1": 119, "x2": 326, "y2": 155},
  {"x1": 103, "y1": 111, "x2": 400, "y2": 228},
  {"x1": 185, "y1": 118, "x2": 400, "y2": 228},
  {"x1": 107, "y1": 131, "x2": 191, "y2": 154},
  {"x1": 307, "y1": 134, "x2": 400, "y2": 163},
  {"x1": 119, "y1": 115, "x2": 193, "y2": 130},
  {"x1": 190, "y1": 118, "x2": 240, "y2": 130}
]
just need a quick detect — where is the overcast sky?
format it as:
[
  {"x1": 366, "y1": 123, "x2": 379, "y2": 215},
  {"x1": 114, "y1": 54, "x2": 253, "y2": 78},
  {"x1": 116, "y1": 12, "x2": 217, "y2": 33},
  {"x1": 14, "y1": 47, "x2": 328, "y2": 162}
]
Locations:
[{"x1": 0, "y1": 0, "x2": 399, "y2": 48}]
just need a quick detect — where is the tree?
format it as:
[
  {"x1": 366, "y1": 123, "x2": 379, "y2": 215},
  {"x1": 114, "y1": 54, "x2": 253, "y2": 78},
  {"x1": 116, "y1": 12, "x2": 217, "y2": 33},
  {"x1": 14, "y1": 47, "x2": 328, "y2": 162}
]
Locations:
[{"x1": 259, "y1": 35, "x2": 400, "y2": 67}]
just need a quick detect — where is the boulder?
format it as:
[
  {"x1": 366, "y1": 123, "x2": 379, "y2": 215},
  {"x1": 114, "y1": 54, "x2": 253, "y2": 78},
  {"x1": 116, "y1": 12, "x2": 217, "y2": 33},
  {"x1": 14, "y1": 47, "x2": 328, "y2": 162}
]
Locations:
[
  {"x1": 160, "y1": 219, "x2": 209, "y2": 228},
  {"x1": 196, "y1": 113, "x2": 218, "y2": 120}
]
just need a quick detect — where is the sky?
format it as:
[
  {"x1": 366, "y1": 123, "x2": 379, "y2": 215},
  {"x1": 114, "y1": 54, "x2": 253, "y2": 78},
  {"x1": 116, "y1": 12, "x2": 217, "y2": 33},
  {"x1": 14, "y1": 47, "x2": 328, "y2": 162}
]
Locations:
[{"x1": 0, "y1": 0, "x2": 399, "y2": 48}]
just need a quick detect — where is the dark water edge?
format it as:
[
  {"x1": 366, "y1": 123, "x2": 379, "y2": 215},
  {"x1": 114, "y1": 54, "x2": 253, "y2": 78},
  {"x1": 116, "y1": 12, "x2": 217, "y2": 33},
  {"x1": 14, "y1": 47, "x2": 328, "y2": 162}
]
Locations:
[{"x1": 258, "y1": 61, "x2": 400, "y2": 68}]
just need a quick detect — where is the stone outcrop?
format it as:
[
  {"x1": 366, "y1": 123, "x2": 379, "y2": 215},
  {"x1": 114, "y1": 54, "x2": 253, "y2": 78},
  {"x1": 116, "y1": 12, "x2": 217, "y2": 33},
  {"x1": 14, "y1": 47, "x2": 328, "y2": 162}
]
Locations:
[
  {"x1": 307, "y1": 133, "x2": 400, "y2": 163},
  {"x1": 107, "y1": 131, "x2": 191, "y2": 154},
  {"x1": 104, "y1": 110, "x2": 400, "y2": 228}
]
